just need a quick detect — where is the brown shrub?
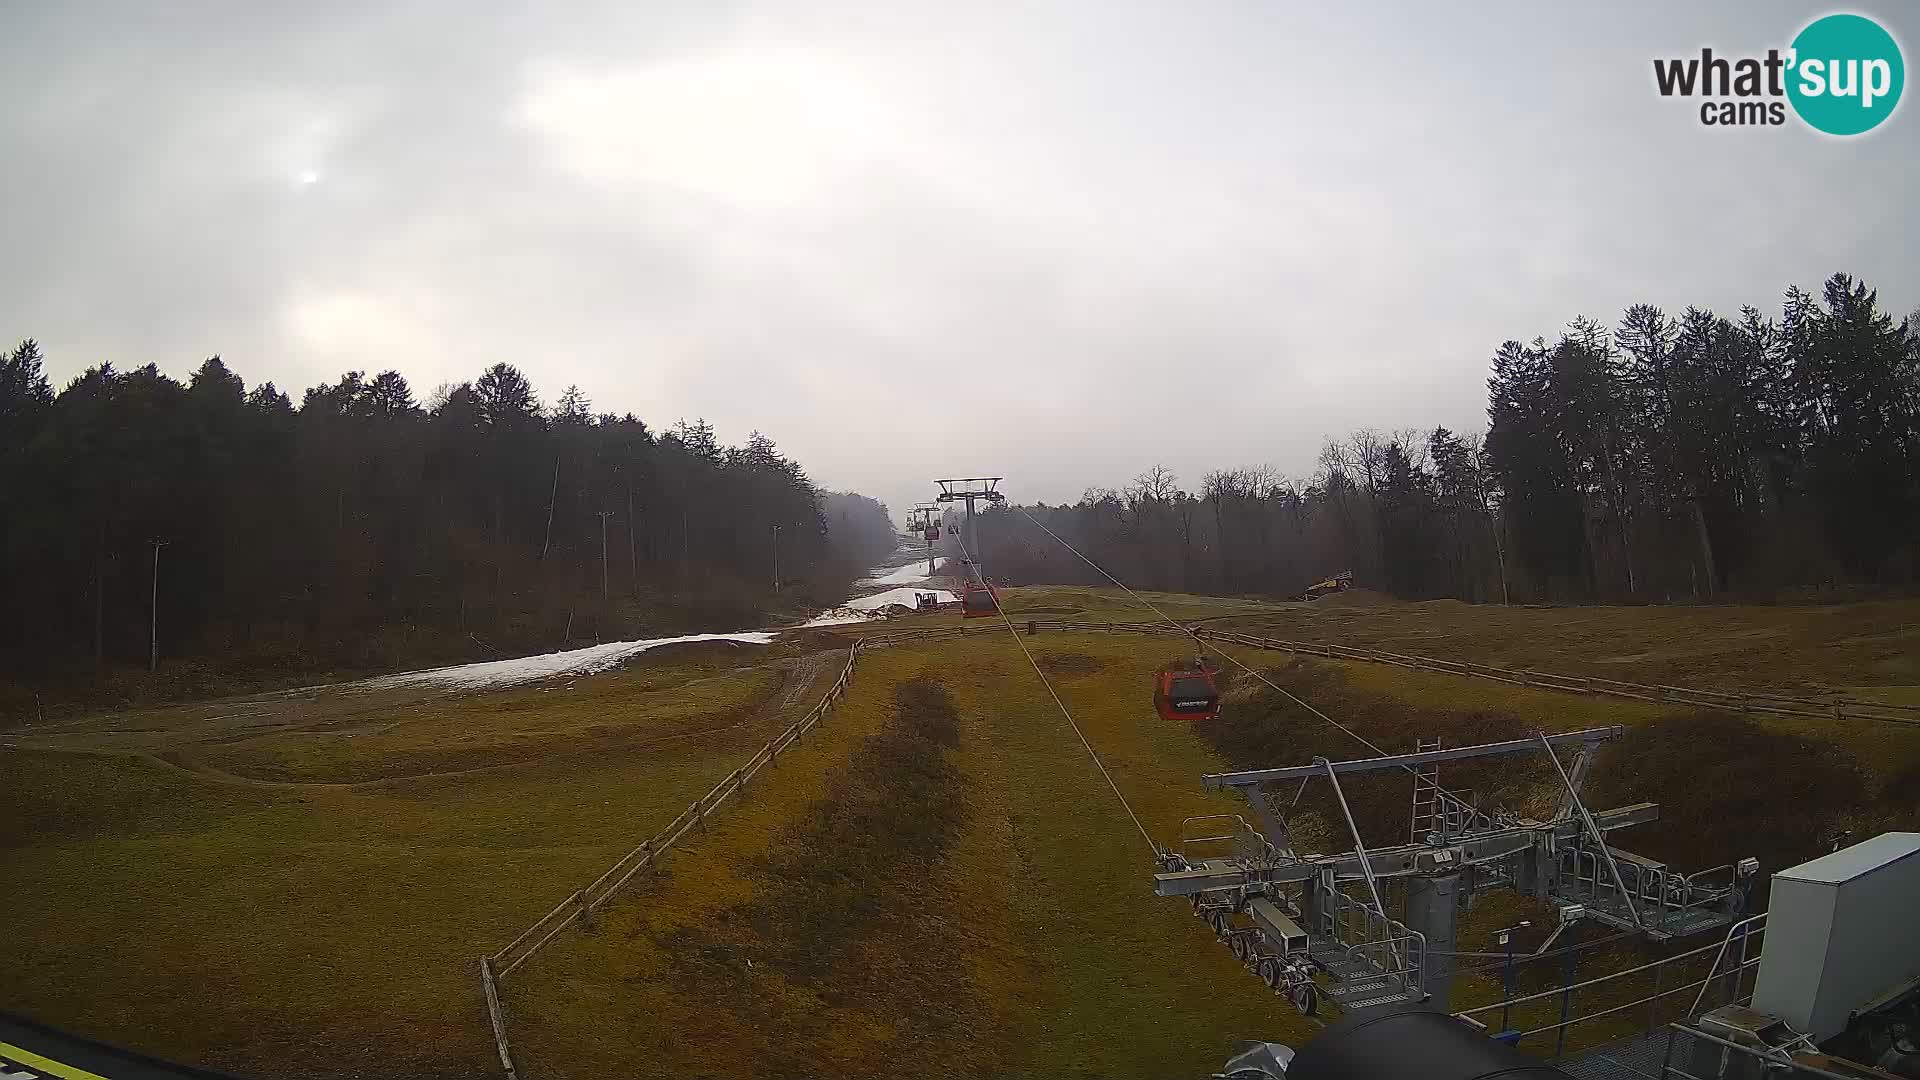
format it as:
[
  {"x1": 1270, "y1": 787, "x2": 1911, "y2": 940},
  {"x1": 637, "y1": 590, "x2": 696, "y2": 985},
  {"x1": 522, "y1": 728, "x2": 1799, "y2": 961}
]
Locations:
[
  {"x1": 1037, "y1": 651, "x2": 1105, "y2": 676},
  {"x1": 1194, "y1": 661, "x2": 1547, "y2": 846},
  {"x1": 1587, "y1": 712, "x2": 1868, "y2": 877},
  {"x1": 656, "y1": 675, "x2": 980, "y2": 1074}
]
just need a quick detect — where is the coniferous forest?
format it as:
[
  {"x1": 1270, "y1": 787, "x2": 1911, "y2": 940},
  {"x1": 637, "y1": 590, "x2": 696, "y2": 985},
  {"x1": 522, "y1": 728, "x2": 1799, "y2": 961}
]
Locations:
[
  {"x1": 3, "y1": 272, "x2": 1914, "y2": 711},
  {"x1": 0, "y1": 353, "x2": 895, "y2": 708},
  {"x1": 974, "y1": 274, "x2": 1918, "y2": 603}
]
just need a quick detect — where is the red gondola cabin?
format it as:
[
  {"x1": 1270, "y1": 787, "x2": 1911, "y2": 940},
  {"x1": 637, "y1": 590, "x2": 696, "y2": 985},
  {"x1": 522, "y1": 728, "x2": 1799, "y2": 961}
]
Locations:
[
  {"x1": 960, "y1": 581, "x2": 998, "y2": 618},
  {"x1": 924, "y1": 524, "x2": 941, "y2": 541},
  {"x1": 1154, "y1": 664, "x2": 1221, "y2": 721}
]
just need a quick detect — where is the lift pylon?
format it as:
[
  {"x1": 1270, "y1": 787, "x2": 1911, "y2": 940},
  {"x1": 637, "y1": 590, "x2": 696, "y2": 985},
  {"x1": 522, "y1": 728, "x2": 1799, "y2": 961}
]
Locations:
[
  {"x1": 1156, "y1": 727, "x2": 1759, "y2": 1016},
  {"x1": 936, "y1": 478, "x2": 1006, "y2": 617}
]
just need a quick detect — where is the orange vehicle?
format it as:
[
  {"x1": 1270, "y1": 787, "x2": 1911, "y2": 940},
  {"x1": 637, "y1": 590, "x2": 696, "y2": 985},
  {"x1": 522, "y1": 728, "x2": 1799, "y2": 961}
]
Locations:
[
  {"x1": 1153, "y1": 661, "x2": 1222, "y2": 721},
  {"x1": 960, "y1": 580, "x2": 998, "y2": 618}
]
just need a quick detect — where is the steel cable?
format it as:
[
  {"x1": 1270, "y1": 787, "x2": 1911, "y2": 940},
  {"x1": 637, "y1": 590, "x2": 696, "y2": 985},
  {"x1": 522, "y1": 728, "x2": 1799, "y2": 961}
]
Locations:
[{"x1": 951, "y1": 526, "x2": 1158, "y2": 854}]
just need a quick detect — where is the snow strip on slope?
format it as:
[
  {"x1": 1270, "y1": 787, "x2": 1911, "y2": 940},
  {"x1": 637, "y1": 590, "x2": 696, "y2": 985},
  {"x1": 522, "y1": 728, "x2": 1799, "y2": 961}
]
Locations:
[
  {"x1": 355, "y1": 632, "x2": 776, "y2": 692},
  {"x1": 797, "y1": 610, "x2": 881, "y2": 628},
  {"x1": 846, "y1": 586, "x2": 956, "y2": 612},
  {"x1": 862, "y1": 557, "x2": 948, "y2": 586}
]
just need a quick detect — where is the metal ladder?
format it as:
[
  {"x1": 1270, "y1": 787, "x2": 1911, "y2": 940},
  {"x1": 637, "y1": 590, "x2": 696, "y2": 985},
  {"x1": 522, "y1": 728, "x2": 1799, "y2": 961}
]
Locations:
[{"x1": 1410, "y1": 738, "x2": 1442, "y2": 843}]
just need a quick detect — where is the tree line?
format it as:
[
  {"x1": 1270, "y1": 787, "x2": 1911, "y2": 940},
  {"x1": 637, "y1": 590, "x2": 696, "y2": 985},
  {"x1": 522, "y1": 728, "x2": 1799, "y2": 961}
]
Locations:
[
  {"x1": 0, "y1": 349, "x2": 896, "y2": 690},
  {"x1": 971, "y1": 273, "x2": 1918, "y2": 603}
]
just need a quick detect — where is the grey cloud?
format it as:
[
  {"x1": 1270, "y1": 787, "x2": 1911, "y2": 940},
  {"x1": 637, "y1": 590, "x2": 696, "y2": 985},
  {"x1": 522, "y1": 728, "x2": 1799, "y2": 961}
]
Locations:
[{"x1": 3, "y1": 0, "x2": 1913, "y2": 522}]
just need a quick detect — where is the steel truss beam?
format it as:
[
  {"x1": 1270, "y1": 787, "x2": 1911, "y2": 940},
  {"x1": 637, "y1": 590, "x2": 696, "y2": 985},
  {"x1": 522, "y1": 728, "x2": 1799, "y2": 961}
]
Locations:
[
  {"x1": 1152, "y1": 802, "x2": 1658, "y2": 897},
  {"x1": 1201, "y1": 726, "x2": 1625, "y2": 789}
]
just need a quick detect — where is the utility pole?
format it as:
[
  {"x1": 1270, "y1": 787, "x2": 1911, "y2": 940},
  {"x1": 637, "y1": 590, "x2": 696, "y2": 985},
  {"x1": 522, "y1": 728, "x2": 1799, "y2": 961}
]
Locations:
[
  {"x1": 935, "y1": 478, "x2": 1005, "y2": 586},
  {"x1": 771, "y1": 524, "x2": 781, "y2": 591},
  {"x1": 597, "y1": 511, "x2": 613, "y2": 598},
  {"x1": 148, "y1": 539, "x2": 167, "y2": 672},
  {"x1": 540, "y1": 453, "x2": 560, "y2": 563},
  {"x1": 626, "y1": 487, "x2": 638, "y2": 591}
]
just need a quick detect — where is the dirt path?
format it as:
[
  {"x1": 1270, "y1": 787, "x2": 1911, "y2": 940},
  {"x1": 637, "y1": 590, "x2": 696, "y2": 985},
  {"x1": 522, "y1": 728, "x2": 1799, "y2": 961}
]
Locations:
[{"x1": 7, "y1": 651, "x2": 842, "y2": 792}]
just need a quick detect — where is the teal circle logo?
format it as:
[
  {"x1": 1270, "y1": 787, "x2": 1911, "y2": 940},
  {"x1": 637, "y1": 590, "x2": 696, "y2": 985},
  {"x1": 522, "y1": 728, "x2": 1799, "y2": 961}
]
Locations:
[{"x1": 1787, "y1": 14, "x2": 1904, "y2": 135}]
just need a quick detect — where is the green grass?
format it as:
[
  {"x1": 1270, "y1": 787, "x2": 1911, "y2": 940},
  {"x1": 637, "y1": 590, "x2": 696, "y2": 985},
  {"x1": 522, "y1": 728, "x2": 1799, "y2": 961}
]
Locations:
[
  {"x1": 198, "y1": 665, "x2": 782, "y2": 784},
  {"x1": 1205, "y1": 591, "x2": 1920, "y2": 692},
  {"x1": 511, "y1": 634, "x2": 1308, "y2": 1079},
  {"x1": 0, "y1": 652, "x2": 833, "y2": 1080},
  {"x1": 7, "y1": 585, "x2": 1920, "y2": 1078}
]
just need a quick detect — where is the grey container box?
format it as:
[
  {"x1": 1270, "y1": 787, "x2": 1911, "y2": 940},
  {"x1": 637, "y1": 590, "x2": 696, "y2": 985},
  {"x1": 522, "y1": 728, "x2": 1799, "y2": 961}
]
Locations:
[{"x1": 1750, "y1": 832, "x2": 1920, "y2": 1041}]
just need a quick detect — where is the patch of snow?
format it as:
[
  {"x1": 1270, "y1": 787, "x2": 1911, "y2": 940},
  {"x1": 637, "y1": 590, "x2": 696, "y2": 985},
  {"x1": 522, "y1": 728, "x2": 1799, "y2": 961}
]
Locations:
[
  {"x1": 863, "y1": 557, "x2": 948, "y2": 586},
  {"x1": 354, "y1": 632, "x2": 776, "y2": 692},
  {"x1": 845, "y1": 586, "x2": 956, "y2": 612},
  {"x1": 796, "y1": 610, "x2": 882, "y2": 628}
]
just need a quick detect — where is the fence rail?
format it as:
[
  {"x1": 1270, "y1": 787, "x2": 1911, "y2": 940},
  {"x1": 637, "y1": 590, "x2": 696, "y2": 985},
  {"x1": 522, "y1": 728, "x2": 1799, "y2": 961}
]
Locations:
[
  {"x1": 1031, "y1": 619, "x2": 1918, "y2": 728},
  {"x1": 477, "y1": 633, "x2": 888, "y2": 1075},
  {"x1": 471, "y1": 612, "x2": 1911, "y2": 1076}
]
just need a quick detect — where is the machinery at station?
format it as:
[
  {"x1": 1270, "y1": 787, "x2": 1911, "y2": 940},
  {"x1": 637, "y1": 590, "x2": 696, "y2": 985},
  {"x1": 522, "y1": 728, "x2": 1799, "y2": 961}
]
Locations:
[{"x1": 1156, "y1": 727, "x2": 1759, "y2": 1015}]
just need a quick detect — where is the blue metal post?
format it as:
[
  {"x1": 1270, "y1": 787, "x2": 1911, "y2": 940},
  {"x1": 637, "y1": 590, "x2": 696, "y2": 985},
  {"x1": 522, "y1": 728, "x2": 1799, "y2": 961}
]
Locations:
[
  {"x1": 1501, "y1": 933, "x2": 1518, "y2": 1034},
  {"x1": 1556, "y1": 922, "x2": 1580, "y2": 1058}
]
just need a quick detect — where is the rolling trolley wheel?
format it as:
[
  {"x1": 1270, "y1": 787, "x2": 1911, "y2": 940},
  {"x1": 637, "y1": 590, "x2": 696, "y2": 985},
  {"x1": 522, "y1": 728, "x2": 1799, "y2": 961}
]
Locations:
[
  {"x1": 1259, "y1": 958, "x2": 1284, "y2": 991},
  {"x1": 1289, "y1": 980, "x2": 1320, "y2": 1017}
]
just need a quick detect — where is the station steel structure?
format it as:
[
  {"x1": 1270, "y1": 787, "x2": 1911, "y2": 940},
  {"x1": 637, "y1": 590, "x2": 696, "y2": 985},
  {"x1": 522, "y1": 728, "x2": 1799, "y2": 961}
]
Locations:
[{"x1": 1154, "y1": 727, "x2": 1759, "y2": 1015}]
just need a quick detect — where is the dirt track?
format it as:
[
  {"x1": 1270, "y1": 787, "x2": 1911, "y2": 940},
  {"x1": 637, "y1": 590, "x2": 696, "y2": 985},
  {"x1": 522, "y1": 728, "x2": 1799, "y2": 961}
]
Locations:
[{"x1": 3, "y1": 650, "x2": 840, "y2": 791}]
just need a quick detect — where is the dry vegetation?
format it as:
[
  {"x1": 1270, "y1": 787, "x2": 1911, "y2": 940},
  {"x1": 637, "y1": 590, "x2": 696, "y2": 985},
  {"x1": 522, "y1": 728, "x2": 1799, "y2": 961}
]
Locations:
[
  {"x1": 1203, "y1": 590, "x2": 1920, "y2": 694},
  {"x1": 4, "y1": 588, "x2": 1918, "y2": 1078},
  {"x1": 0, "y1": 641, "x2": 833, "y2": 1079}
]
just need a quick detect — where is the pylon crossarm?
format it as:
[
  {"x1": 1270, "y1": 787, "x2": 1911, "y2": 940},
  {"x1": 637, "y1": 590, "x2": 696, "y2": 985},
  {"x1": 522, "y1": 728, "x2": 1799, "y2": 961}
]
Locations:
[
  {"x1": 1538, "y1": 732, "x2": 1644, "y2": 929},
  {"x1": 1151, "y1": 802, "x2": 1659, "y2": 897},
  {"x1": 1203, "y1": 726, "x2": 1625, "y2": 788}
]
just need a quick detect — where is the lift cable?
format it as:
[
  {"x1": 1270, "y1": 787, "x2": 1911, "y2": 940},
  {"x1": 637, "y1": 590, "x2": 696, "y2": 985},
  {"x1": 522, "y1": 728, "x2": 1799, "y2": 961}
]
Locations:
[
  {"x1": 1013, "y1": 507, "x2": 1485, "y2": 803},
  {"x1": 951, "y1": 526, "x2": 1158, "y2": 854}
]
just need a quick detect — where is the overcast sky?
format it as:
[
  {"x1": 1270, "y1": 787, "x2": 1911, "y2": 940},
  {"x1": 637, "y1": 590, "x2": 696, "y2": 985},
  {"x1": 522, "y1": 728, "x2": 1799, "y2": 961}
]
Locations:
[{"x1": 4, "y1": 2, "x2": 1914, "y2": 523}]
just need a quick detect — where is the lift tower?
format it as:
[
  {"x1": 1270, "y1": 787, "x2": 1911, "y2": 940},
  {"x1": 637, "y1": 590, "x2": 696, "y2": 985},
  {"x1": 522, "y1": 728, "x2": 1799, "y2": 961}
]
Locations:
[
  {"x1": 913, "y1": 502, "x2": 944, "y2": 574},
  {"x1": 934, "y1": 478, "x2": 1004, "y2": 583}
]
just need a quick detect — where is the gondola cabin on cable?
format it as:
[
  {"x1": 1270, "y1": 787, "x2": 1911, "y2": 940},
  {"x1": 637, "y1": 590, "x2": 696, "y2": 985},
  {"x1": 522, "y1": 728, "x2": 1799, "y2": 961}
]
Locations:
[
  {"x1": 924, "y1": 522, "x2": 941, "y2": 541},
  {"x1": 960, "y1": 581, "x2": 999, "y2": 618},
  {"x1": 1154, "y1": 659, "x2": 1222, "y2": 721}
]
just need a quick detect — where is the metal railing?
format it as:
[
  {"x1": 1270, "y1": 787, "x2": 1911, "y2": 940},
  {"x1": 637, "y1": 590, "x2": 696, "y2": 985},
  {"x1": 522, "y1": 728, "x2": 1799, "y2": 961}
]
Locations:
[
  {"x1": 1556, "y1": 843, "x2": 1744, "y2": 933},
  {"x1": 1319, "y1": 885, "x2": 1427, "y2": 990},
  {"x1": 1177, "y1": 814, "x2": 1286, "y2": 867},
  {"x1": 1657, "y1": 1023, "x2": 1858, "y2": 1080},
  {"x1": 1456, "y1": 915, "x2": 1767, "y2": 1052}
]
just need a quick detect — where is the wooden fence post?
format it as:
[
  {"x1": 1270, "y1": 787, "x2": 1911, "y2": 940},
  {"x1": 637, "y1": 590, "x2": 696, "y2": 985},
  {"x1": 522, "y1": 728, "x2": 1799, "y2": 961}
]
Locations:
[{"x1": 480, "y1": 956, "x2": 519, "y2": 1080}]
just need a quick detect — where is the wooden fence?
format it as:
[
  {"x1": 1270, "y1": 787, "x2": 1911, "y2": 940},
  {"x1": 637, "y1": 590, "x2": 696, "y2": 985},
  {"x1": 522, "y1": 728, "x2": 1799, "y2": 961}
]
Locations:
[
  {"x1": 1038, "y1": 620, "x2": 1919, "y2": 729},
  {"x1": 479, "y1": 634, "x2": 882, "y2": 1078},
  {"x1": 474, "y1": 615, "x2": 1917, "y2": 1076}
]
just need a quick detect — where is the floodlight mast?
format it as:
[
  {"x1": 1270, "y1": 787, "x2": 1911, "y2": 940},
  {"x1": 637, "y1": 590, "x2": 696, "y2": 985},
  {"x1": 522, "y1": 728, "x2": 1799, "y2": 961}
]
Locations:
[{"x1": 934, "y1": 478, "x2": 1005, "y2": 583}]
